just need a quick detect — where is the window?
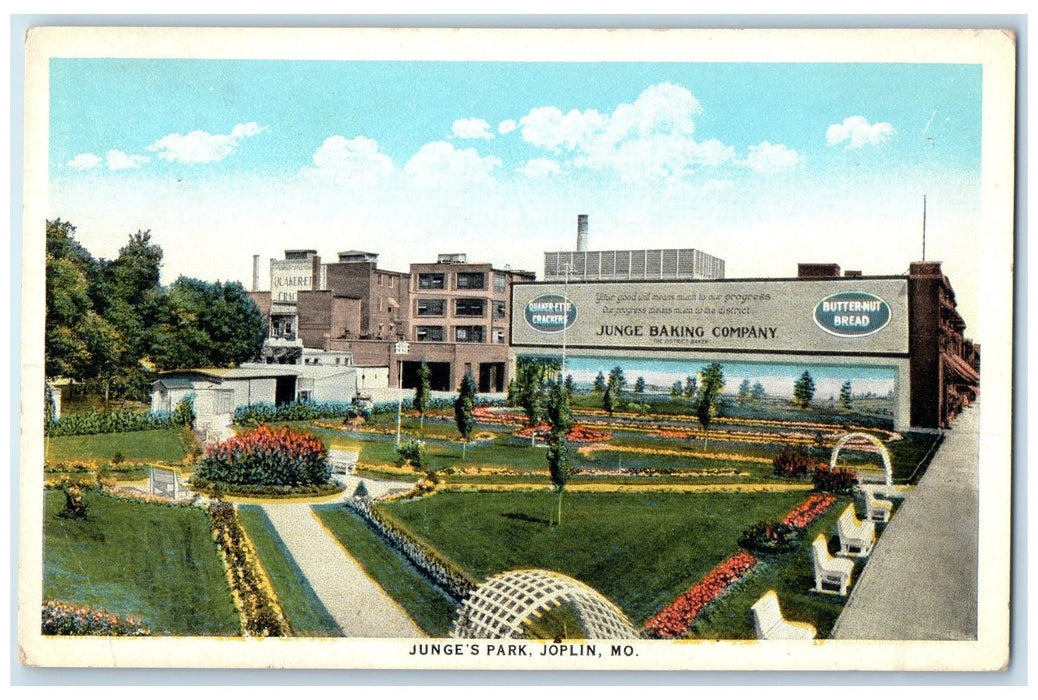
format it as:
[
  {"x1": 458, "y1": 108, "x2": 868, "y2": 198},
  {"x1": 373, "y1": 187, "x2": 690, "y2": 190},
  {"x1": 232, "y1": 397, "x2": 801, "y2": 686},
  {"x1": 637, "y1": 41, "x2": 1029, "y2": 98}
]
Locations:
[
  {"x1": 215, "y1": 390, "x2": 235, "y2": 415},
  {"x1": 456, "y1": 272, "x2": 485, "y2": 289},
  {"x1": 493, "y1": 327, "x2": 506, "y2": 344},
  {"x1": 418, "y1": 273, "x2": 445, "y2": 289},
  {"x1": 455, "y1": 298, "x2": 486, "y2": 317},
  {"x1": 416, "y1": 325, "x2": 444, "y2": 342},
  {"x1": 416, "y1": 298, "x2": 445, "y2": 316},
  {"x1": 494, "y1": 272, "x2": 507, "y2": 292},
  {"x1": 455, "y1": 326, "x2": 485, "y2": 343},
  {"x1": 494, "y1": 301, "x2": 507, "y2": 319}
]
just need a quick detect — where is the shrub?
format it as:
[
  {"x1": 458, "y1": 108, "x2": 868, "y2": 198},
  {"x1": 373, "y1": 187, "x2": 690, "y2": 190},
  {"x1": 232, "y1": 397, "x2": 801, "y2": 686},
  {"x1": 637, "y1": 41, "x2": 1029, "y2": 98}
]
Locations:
[
  {"x1": 812, "y1": 465, "x2": 859, "y2": 494},
  {"x1": 194, "y1": 425, "x2": 330, "y2": 487},
  {"x1": 772, "y1": 447, "x2": 814, "y2": 478},
  {"x1": 234, "y1": 399, "x2": 368, "y2": 427},
  {"x1": 396, "y1": 439, "x2": 427, "y2": 472},
  {"x1": 42, "y1": 601, "x2": 150, "y2": 636},
  {"x1": 737, "y1": 520, "x2": 803, "y2": 554},
  {"x1": 45, "y1": 408, "x2": 187, "y2": 437}
]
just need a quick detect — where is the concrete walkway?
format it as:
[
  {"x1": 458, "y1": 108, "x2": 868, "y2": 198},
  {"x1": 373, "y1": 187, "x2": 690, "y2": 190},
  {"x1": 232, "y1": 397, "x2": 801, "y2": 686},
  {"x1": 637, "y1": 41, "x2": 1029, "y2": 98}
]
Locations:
[
  {"x1": 261, "y1": 501, "x2": 423, "y2": 638},
  {"x1": 831, "y1": 405, "x2": 979, "y2": 640}
]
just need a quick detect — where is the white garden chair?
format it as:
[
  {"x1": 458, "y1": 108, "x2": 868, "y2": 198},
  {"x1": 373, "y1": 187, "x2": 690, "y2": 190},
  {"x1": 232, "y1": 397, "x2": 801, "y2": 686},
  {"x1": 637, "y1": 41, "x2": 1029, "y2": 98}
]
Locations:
[
  {"x1": 751, "y1": 590, "x2": 816, "y2": 640},
  {"x1": 858, "y1": 485, "x2": 894, "y2": 523},
  {"x1": 836, "y1": 505, "x2": 876, "y2": 558},
  {"x1": 809, "y1": 535, "x2": 854, "y2": 596}
]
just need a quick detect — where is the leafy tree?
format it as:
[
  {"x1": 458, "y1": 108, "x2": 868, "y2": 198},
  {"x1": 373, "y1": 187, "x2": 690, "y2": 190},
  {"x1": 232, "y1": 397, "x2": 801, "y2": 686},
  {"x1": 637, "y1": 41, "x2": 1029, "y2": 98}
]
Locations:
[
  {"x1": 683, "y1": 374, "x2": 697, "y2": 400},
  {"x1": 694, "y1": 363, "x2": 726, "y2": 444},
  {"x1": 153, "y1": 277, "x2": 264, "y2": 370},
  {"x1": 608, "y1": 366, "x2": 626, "y2": 395},
  {"x1": 45, "y1": 220, "x2": 98, "y2": 381},
  {"x1": 602, "y1": 382, "x2": 615, "y2": 415},
  {"x1": 839, "y1": 380, "x2": 853, "y2": 409},
  {"x1": 634, "y1": 376, "x2": 646, "y2": 395},
  {"x1": 793, "y1": 370, "x2": 816, "y2": 408},
  {"x1": 564, "y1": 374, "x2": 576, "y2": 395},
  {"x1": 515, "y1": 358, "x2": 557, "y2": 445},
  {"x1": 593, "y1": 371, "x2": 607, "y2": 393},
  {"x1": 413, "y1": 360, "x2": 431, "y2": 429},
  {"x1": 737, "y1": 378, "x2": 751, "y2": 405},
  {"x1": 751, "y1": 381, "x2": 766, "y2": 402},
  {"x1": 545, "y1": 380, "x2": 573, "y2": 526},
  {"x1": 670, "y1": 380, "x2": 683, "y2": 398},
  {"x1": 454, "y1": 372, "x2": 477, "y2": 459}
]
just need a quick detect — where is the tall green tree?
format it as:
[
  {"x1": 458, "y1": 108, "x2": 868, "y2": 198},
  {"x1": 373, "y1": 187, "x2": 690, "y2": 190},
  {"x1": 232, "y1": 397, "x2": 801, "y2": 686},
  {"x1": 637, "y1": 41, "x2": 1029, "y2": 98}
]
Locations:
[
  {"x1": 633, "y1": 376, "x2": 646, "y2": 395},
  {"x1": 751, "y1": 381, "x2": 766, "y2": 402},
  {"x1": 670, "y1": 380, "x2": 683, "y2": 398},
  {"x1": 793, "y1": 370, "x2": 816, "y2": 408},
  {"x1": 839, "y1": 380, "x2": 853, "y2": 409},
  {"x1": 514, "y1": 358, "x2": 557, "y2": 445},
  {"x1": 608, "y1": 366, "x2": 626, "y2": 395},
  {"x1": 695, "y1": 363, "x2": 726, "y2": 444},
  {"x1": 564, "y1": 374, "x2": 576, "y2": 395},
  {"x1": 683, "y1": 374, "x2": 697, "y2": 400},
  {"x1": 454, "y1": 371, "x2": 477, "y2": 459},
  {"x1": 593, "y1": 371, "x2": 607, "y2": 393},
  {"x1": 602, "y1": 382, "x2": 615, "y2": 415},
  {"x1": 153, "y1": 277, "x2": 264, "y2": 370},
  {"x1": 737, "y1": 378, "x2": 751, "y2": 405},
  {"x1": 545, "y1": 380, "x2": 573, "y2": 526},
  {"x1": 413, "y1": 360, "x2": 432, "y2": 429}
]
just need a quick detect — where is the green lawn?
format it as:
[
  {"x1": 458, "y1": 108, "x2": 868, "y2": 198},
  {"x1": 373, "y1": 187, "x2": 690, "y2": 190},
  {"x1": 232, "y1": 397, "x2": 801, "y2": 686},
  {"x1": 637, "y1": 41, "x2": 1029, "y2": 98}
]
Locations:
[
  {"x1": 43, "y1": 490, "x2": 240, "y2": 635},
  {"x1": 45, "y1": 427, "x2": 193, "y2": 465},
  {"x1": 313, "y1": 505, "x2": 458, "y2": 636},
  {"x1": 237, "y1": 505, "x2": 340, "y2": 637},
  {"x1": 688, "y1": 497, "x2": 854, "y2": 639},
  {"x1": 379, "y1": 489, "x2": 810, "y2": 626}
]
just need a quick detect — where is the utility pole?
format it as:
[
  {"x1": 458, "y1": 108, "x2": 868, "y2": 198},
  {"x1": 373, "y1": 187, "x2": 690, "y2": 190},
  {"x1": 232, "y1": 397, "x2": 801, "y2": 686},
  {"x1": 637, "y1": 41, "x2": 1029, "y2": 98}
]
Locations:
[{"x1": 922, "y1": 194, "x2": 927, "y2": 261}]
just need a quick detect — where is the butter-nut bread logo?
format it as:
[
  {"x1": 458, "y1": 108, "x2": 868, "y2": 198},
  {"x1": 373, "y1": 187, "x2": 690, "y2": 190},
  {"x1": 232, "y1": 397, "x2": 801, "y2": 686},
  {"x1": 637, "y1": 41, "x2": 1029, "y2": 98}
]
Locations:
[
  {"x1": 524, "y1": 294, "x2": 577, "y2": 333},
  {"x1": 813, "y1": 291, "x2": 891, "y2": 337}
]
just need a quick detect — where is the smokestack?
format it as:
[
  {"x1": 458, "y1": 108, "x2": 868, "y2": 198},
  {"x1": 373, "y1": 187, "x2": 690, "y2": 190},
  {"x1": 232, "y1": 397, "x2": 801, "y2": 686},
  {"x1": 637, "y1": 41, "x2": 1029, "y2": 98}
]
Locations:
[
  {"x1": 252, "y1": 255, "x2": 261, "y2": 291},
  {"x1": 576, "y1": 214, "x2": 589, "y2": 252}
]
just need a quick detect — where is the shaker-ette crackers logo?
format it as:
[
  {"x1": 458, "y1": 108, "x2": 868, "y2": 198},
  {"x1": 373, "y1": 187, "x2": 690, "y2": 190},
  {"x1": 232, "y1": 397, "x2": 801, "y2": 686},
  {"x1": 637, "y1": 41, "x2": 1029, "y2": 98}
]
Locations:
[{"x1": 524, "y1": 294, "x2": 577, "y2": 333}]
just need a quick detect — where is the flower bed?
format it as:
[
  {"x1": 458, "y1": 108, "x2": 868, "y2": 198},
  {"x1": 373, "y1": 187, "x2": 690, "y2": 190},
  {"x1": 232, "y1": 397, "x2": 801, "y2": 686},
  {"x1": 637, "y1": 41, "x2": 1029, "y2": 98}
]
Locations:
[
  {"x1": 42, "y1": 600, "x2": 151, "y2": 636},
  {"x1": 195, "y1": 425, "x2": 330, "y2": 487},
  {"x1": 577, "y1": 443, "x2": 771, "y2": 464},
  {"x1": 514, "y1": 424, "x2": 611, "y2": 443},
  {"x1": 208, "y1": 501, "x2": 288, "y2": 637},
  {"x1": 643, "y1": 551, "x2": 758, "y2": 638},
  {"x1": 781, "y1": 493, "x2": 838, "y2": 528}
]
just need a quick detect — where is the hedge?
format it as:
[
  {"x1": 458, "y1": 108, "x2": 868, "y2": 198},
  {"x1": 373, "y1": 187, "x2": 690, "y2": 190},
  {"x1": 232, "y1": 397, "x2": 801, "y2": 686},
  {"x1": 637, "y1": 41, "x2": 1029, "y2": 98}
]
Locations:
[{"x1": 45, "y1": 409, "x2": 184, "y2": 437}]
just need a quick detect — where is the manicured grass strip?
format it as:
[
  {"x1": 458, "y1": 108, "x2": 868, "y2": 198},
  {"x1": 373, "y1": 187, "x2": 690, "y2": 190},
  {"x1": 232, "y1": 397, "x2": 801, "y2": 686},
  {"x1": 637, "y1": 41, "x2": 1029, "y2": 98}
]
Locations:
[
  {"x1": 45, "y1": 427, "x2": 193, "y2": 464},
  {"x1": 237, "y1": 505, "x2": 340, "y2": 637},
  {"x1": 686, "y1": 496, "x2": 853, "y2": 639},
  {"x1": 43, "y1": 490, "x2": 240, "y2": 636},
  {"x1": 313, "y1": 504, "x2": 457, "y2": 637},
  {"x1": 382, "y1": 489, "x2": 809, "y2": 626}
]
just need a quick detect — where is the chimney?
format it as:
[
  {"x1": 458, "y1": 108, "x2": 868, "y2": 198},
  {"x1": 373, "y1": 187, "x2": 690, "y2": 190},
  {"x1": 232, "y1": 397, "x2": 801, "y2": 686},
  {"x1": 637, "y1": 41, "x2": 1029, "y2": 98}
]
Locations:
[
  {"x1": 576, "y1": 214, "x2": 589, "y2": 252},
  {"x1": 252, "y1": 255, "x2": 261, "y2": 291}
]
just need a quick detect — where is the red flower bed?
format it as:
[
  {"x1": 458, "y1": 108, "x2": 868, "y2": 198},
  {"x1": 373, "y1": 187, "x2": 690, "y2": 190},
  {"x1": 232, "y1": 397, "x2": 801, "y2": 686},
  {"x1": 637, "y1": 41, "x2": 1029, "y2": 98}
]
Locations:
[
  {"x1": 197, "y1": 425, "x2": 330, "y2": 486},
  {"x1": 643, "y1": 551, "x2": 757, "y2": 638},
  {"x1": 513, "y1": 424, "x2": 611, "y2": 442},
  {"x1": 781, "y1": 493, "x2": 837, "y2": 529}
]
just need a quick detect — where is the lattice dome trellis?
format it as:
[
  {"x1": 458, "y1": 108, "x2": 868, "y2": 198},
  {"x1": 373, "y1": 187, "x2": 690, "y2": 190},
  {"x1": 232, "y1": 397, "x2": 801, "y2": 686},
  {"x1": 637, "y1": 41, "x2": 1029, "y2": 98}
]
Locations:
[
  {"x1": 450, "y1": 569, "x2": 637, "y2": 639},
  {"x1": 829, "y1": 431, "x2": 893, "y2": 486}
]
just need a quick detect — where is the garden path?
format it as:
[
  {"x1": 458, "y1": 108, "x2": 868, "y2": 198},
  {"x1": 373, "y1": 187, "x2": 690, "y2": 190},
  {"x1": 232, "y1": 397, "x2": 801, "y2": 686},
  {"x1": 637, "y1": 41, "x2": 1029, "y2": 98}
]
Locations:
[
  {"x1": 261, "y1": 501, "x2": 423, "y2": 637},
  {"x1": 831, "y1": 404, "x2": 979, "y2": 640}
]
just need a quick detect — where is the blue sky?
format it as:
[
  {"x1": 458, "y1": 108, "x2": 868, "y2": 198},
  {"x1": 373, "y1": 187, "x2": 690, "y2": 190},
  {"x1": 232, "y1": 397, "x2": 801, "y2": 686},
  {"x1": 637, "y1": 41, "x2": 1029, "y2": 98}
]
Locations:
[{"x1": 48, "y1": 58, "x2": 984, "y2": 327}]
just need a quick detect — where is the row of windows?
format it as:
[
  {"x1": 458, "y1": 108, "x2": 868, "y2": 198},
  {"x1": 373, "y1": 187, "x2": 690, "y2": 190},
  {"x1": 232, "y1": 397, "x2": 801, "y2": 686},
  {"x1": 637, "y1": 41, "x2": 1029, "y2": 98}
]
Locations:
[
  {"x1": 416, "y1": 272, "x2": 508, "y2": 292},
  {"x1": 415, "y1": 298, "x2": 508, "y2": 318},
  {"x1": 415, "y1": 325, "x2": 506, "y2": 344}
]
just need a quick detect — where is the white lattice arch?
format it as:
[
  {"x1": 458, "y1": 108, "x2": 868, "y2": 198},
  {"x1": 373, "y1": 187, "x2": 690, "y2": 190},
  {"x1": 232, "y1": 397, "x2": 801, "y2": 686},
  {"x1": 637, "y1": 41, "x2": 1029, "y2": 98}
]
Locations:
[
  {"x1": 830, "y1": 432, "x2": 893, "y2": 486},
  {"x1": 450, "y1": 569, "x2": 637, "y2": 639}
]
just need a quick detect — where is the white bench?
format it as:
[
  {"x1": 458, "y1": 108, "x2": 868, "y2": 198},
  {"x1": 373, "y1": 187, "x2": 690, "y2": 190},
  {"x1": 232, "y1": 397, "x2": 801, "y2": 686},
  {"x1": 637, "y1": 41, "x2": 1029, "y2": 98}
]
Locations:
[
  {"x1": 751, "y1": 590, "x2": 816, "y2": 640},
  {"x1": 836, "y1": 504, "x2": 876, "y2": 558},
  {"x1": 810, "y1": 535, "x2": 854, "y2": 596},
  {"x1": 859, "y1": 485, "x2": 894, "y2": 523}
]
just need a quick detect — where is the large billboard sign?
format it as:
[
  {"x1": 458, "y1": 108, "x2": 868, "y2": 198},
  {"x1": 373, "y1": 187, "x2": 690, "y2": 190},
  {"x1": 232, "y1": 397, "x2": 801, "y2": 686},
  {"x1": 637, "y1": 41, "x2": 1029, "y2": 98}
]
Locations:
[{"x1": 511, "y1": 278, "x2": 910, "y2": 355}]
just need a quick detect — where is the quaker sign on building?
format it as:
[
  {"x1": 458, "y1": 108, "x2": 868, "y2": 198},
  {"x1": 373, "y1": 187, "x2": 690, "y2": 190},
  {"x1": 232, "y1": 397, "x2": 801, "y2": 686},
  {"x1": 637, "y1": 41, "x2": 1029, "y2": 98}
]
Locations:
[
  {"x1": 271, "y1": 259, "x2": 316, "y2": 304},
  {"x1": 511, "y1": 278, "x2": 910, "y2": 355}
]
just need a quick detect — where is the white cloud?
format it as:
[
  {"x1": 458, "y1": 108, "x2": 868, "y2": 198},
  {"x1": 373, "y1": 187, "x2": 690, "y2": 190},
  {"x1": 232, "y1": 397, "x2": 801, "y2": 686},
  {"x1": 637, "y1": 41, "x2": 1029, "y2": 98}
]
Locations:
[
  {"x1": 305, "y1": 135, "x2": 394, "y2": 184},
  {"x1": 147, "y1": 122, "x2": 267, "y2": 163},
  {"x1": 516, "y1": 158, "x2": 561, "y2": 178},
  {"x1": 105, "y1": 150, "x2": 149, "y2": 170},
  {"x1": 745, "y1": 141, "x2": 800, "y2": 174},
  {"x1": 404, "y1": 141, "x2": 502, "y2": 187},
  {"x1": 826, "y1": 116, "x2": 897, "y2": 149},
  {"x1": 516, "y1": 82, "x2": 731, "y2": 181},
  {"x1": 66, "y1": 153, "x2": 103, "y2": 170},
  {"x1": 451, "y1": 118, "x2": 493, "y2": 140},
  {"x1": 498, "y1": 119, "x2": 518, "y2": 135}
]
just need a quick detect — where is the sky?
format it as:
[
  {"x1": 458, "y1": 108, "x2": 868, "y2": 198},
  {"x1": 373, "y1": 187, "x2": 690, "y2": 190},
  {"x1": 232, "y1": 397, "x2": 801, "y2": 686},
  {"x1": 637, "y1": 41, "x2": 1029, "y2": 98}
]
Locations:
[{"x1": 47, "y1": 58, "x2": 984, "y2": 329}]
